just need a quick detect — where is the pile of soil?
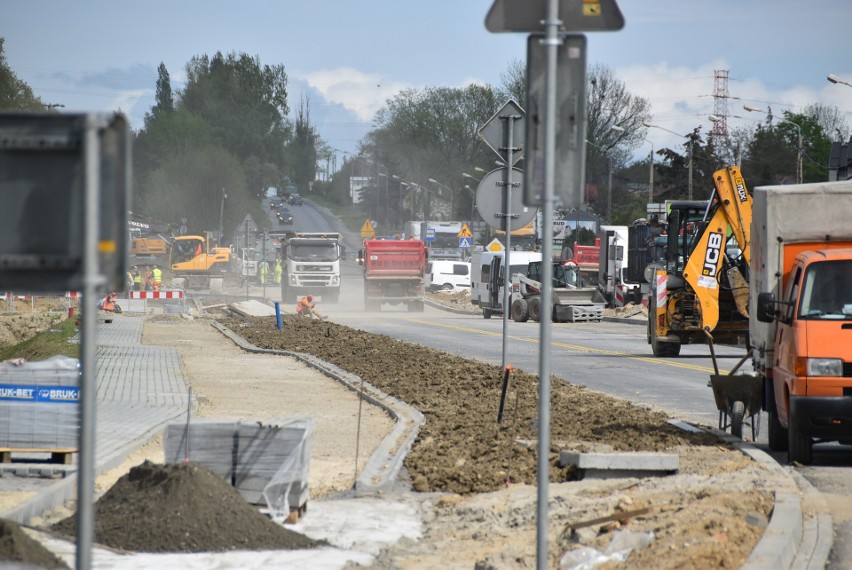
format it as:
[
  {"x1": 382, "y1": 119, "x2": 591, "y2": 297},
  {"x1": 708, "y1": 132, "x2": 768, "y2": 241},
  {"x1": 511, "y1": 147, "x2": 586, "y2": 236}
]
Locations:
[
  {"x1": 218, "y1": 315, "x2": 721, "y2": 494},
  {"x1": 51, "y1": 461, "x2": 322, "y2": 553},
  {"x1": 0, "y1": 313, "x2": 66, "y2": 351},
  {"x1": 0, "y1": 519, "x2": 68, "y2": 568}
]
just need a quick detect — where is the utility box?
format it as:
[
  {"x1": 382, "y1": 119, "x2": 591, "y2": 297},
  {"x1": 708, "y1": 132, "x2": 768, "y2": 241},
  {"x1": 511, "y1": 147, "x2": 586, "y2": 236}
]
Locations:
[{"x1": 0, "y1": 356, "x2": 80, "y2": 459}]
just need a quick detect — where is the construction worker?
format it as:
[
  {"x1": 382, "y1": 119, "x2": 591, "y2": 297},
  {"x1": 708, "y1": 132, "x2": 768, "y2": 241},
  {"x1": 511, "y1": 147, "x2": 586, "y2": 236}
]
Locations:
[
  {"x1": 152, "y1": 265, "x2": 162, "y2": 292},
  {"x1": 126, "y1": 268, "x2": 134, "y2": 291},
  {"x1": 144, "y1": 266, "x2": 153, "y2": 291},
  {"x1": 295, "y1": 294, "x2": 326, "y2": 319},
  {"x1": 133, "y1": 267, "x2": 142, "y2": 291},
  {"x1": 274, "y1": 259, "x2": 283, "y2": 285},
  {"x1": 259, "y1": 259, "x2": 269, "y2": 286},
  {"x1": 98, "y1": 291, "x2": 122, "y2": 313}
]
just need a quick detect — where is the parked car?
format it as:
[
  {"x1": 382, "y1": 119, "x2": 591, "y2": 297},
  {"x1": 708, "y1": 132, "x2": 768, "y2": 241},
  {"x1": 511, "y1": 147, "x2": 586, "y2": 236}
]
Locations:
[
  {"x1": 425, "y1": 260, "x2": 471, "y2": 292},
  {"x1": 289, "y1": 193, "x2": 303, "y2": 205},
  {"x1": 277, "y1": 208, "x2": 294, "y2": 225}
]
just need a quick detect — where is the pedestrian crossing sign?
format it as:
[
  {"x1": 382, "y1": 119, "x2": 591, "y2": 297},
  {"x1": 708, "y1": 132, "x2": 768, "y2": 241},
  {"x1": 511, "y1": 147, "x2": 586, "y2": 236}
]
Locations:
[
  {"x1": 458, "y1": 224, "x2": 473, "y2": 238},
  {"x1": 360, "y1": 219, "x2": 375, "y2": 238},
  {"x1": 459, "y1": 237, "x2": 471, "y2": 249}
]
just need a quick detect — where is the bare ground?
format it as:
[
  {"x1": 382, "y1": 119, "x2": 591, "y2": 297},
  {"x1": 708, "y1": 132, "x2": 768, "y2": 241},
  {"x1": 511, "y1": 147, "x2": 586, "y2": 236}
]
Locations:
[{"x1": 2, "y1": 307, "x2": 781, "y2": 568}]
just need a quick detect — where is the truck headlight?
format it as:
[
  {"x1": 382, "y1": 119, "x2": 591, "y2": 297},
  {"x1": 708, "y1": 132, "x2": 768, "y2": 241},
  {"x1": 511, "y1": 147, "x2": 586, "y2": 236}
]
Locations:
[
  {"x1": 806, "y1": 358, "x2": 843, "y2": 377},
  {"x1": 331, "y1": 276, "x2": 339, "y2": 285}
]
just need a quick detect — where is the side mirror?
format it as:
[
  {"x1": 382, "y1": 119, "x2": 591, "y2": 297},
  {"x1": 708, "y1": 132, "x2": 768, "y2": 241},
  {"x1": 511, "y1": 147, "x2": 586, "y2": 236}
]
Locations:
[
  {"x1": 756, "y1": 292, "x2": 776, "y2": 323},
  {"x1": 357, "y1": 249, "x2": 364, "y2": 265}
]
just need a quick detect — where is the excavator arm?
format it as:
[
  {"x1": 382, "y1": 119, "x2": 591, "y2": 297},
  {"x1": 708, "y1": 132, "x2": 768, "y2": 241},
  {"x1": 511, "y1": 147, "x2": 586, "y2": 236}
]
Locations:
[{"x1": 682, "y1": 166, "x2": 753, "y2": 332}]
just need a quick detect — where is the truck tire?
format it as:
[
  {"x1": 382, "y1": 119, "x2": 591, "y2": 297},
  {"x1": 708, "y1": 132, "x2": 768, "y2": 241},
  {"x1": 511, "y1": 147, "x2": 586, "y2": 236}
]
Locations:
[
  {"x1": 483, "y1": 308, "x2": 493, "y2": 319},
  {"x1": 649, "y1": 295, "x2": 681, "y2": 357},
  {"x1": 767, "y1": 408, "x2": 788, "y2": 451},
  {"x1": 511, "y1": 299, "x2": 529, "y2": 322},
  {"x1": 788, "y1": 419, "x2": 813, "y2": 464},
  {"x1": 528, "y1": 296, "x2": 542, "y2": 322}
]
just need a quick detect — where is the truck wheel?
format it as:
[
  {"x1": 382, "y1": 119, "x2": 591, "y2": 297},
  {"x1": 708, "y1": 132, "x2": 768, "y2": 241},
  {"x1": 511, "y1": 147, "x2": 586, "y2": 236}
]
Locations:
[
  {"x1": 649, "y1": 295, "x2": 681, "y2": 357},
  {"x1": 483, "y1": 308, "x2": 492, "y2": 319},
  {"x1": 767, "y1": 408, "x2": 788, "y2": 451},
  {"x1": 528, "y1": 296, "x2": 542, "y2": 322},
  {"x1": 729, "y1": 401, "x2": 745, "y2": 438},
  {"x1": 788, "y1": 420, "x2": 813, "y2": 464},
  {"x1": 511, "y1": 299, "x2": 529, "y2": 322}
]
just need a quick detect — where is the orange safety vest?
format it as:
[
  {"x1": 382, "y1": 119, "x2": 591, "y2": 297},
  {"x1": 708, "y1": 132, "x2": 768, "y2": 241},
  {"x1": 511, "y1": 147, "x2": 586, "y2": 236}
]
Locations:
[{"x1": 296, "y1": 297, "x2": 314, "y2": 314}]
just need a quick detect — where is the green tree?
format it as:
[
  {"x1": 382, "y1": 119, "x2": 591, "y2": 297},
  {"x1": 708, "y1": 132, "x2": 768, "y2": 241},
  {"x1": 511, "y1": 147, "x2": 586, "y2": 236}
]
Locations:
[
  {"x1": 0, "y1": 38, "x2": 46, "y2": 110},
  {"x1": 287, "y1": 96, "x2": 318, "y2": 193}
]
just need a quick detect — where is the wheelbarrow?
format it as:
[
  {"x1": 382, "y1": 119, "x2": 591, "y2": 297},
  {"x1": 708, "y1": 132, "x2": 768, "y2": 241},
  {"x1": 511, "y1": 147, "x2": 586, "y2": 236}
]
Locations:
[{"x1": 705, "y1": 333, "x2": 763, "y2": 440}]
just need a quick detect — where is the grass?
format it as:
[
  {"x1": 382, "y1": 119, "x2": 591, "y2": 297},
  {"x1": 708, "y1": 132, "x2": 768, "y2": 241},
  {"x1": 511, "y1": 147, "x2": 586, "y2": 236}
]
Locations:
[{"x1": 0, "y1": 318, "x2": 80, "y2": 362}]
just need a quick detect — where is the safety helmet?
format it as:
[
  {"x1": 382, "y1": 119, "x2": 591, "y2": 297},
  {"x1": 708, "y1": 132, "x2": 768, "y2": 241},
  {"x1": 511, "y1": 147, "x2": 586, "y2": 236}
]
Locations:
[{"x1": 307, "y1": 295, "x2": 313, "y2": 301}]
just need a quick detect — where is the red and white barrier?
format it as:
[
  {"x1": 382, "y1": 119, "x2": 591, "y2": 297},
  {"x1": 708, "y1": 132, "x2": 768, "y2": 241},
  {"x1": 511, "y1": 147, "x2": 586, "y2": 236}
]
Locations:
[
  {"x1": 614, "y1": 284, "x2": 625, "y2": 307},
  {"x1": 129, "y1": 291, "x2": 184, "y2": 299}
]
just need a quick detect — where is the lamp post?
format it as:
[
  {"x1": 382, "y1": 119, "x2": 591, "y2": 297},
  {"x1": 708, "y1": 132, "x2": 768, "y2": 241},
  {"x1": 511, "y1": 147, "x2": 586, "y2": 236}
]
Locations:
[
  {"x1": 392, "y1": 175, "x2": 413, "y2": 222},
  {"x1": 828, "y1": 74, "x2": 852, "y2": 88},
  {"x1": 643, "y1": 121, "x2": 694, "y2": 199},
  {"x1": 462, "y1": 173, "x2": 481, "y2": 222},
  {"x1": 743, "y1": 105, "x2": 803, "y2": 184},
  {"x1": 218, "y1": 188, "x2": 227, "y2": 245}
]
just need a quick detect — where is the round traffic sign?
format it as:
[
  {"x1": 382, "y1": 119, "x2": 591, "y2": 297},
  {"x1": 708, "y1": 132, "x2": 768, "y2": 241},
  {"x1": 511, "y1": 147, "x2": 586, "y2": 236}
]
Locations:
[{"x1": 475, "y1": 167, "x2": 538, "y2": 231}]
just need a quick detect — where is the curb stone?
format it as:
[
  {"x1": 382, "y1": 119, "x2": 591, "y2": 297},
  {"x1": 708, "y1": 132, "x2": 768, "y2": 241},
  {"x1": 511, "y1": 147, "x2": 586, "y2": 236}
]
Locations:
[{"x1": 211, "y1": 321, "x2": 424, "y2": 492}]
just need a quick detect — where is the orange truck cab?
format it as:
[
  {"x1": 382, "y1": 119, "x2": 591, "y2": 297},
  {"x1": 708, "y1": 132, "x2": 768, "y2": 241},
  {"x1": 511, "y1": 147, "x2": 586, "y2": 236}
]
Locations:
[{"x1": 752, "y1": 181, "x2": 852, "y2": 463}]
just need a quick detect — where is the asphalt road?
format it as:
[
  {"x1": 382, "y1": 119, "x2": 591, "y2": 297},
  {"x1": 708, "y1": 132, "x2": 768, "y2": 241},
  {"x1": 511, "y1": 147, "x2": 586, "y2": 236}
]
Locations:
[{"x1": 284, "y1": 197, "x2": 852, "y2": 569}]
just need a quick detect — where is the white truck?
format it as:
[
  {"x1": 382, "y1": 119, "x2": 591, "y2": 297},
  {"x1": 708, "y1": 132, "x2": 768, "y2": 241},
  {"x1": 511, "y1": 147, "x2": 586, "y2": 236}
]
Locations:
[
  {"x1": 597, "y1": 225, "x2": 640, "y2": 307},
  {"x1": 280, "y1": 232, "x2": 343, "y2": 304},
  {"x1": 404, "y1": 220, "x2": 465, "y2": 260}
]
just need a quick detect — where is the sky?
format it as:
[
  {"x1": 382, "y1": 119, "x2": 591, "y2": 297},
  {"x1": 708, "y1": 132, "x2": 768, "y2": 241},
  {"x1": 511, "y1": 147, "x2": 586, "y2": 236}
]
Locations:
[{"x1": 5, "y1": 0, "x2": 852, "y2": 166}]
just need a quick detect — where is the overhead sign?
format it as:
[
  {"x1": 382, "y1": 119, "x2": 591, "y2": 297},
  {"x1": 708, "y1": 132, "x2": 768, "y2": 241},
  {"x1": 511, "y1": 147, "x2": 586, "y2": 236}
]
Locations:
[
  {"x1": 478, "y1": 100, "x2": 525, "y2": 166},
  {"x1": 524, "y1": 34, "x2": 588, "y2": 209},
  {"x1": 459, "y1": 237, "x2": 472, "y2": 249},
  {"x1": 485, "y1": 0, "x2": 625, "y2": 33},
  {"x1": 486, "y1": 238, "x2": 505, "y2": 252},
  {"x1": 458, "y1": 224, "x2": 473, "y2": 238},
  {"x1": 360, "y1": 219, "x2": 375, "y2": 239}
]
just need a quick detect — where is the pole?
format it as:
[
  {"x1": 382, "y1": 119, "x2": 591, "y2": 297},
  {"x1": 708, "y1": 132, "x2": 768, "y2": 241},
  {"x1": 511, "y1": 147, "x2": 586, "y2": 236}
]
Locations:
[
  {"x1": 648, "y1": 142, "x2": 654, "y2": 204},
  {"x1": 77, "y1": 114, "x2": 102, "y2": 570},
  {"x1": 687, "y1": 136, "x2": 694, "y2": 200},
  {"x1": 606, "y1": 158, "x2": 612, "y2": 222},
  {"x1": 499, "y1": 115, "x2": 518, "y2": 376},
  {"x1": 537, "y1": 1, "x2": 559, "y2": 566}
]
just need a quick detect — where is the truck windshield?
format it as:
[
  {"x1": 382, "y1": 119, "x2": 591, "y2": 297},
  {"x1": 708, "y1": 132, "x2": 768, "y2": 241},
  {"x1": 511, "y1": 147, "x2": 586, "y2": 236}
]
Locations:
[
  {"x1": 431, "y1": 234, "x2": 459, "y2": 248},
  {"x1": 798, "y1": 260, "x2": 852, "y2": 319},
  {"x1": 289, "y1": 243, "x2": 339, "y2": 262}
]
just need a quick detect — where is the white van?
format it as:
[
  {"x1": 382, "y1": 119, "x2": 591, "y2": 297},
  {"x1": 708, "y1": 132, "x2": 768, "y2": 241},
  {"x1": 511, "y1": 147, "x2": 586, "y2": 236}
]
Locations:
[
  {"x1": 470, "y1": 250, "x2": 542, "y2": 318},
  {"x1": 425, "y1": 260, "x2": 470, "y2": 292}
]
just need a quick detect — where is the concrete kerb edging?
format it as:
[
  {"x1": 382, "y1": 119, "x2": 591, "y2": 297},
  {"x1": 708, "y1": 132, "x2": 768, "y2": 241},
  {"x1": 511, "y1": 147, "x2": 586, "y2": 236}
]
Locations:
[
  {"x1": 0, "y1": 419, "x2": 181, "y2": 525},
  {"x1": 210, "y1": 321, "x2": 425, "y2": 492},
  {"x1": 703, "y1": 427, "x2": 832, "y2": 570},
  {"x1": 423, "y1": 297, "x2": 479, "y2": 315}
]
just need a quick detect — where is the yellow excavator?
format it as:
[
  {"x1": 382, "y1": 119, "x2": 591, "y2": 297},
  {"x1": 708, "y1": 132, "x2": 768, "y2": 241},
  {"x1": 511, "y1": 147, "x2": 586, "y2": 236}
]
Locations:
[
  {"x1": 169, "y1": 234, "x2": 235, "y2": 290},
  {"x1": 647, "y1": 165, "x2": 753, "y2": 357}
]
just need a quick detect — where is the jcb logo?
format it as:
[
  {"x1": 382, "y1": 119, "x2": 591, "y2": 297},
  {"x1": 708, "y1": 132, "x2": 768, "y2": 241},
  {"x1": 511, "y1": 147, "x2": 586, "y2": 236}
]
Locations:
[
  {"x1": 735, "y1": 177, "x2": 748, "y2": 203},
  {"x1": 702, "y1": 233, "x2": 723, "y2": 276}
]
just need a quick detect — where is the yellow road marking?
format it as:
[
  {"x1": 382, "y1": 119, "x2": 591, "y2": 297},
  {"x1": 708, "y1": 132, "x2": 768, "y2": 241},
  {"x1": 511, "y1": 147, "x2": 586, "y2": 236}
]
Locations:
[{"x1": 403, "y1": 318, "x2": 727, "y2": 374}]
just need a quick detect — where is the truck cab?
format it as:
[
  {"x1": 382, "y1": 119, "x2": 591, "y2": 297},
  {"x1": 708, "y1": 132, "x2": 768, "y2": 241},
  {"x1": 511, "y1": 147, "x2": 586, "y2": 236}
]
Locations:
[{"x1": 281, "y1": 232, "x2": 342, "y2": 303}]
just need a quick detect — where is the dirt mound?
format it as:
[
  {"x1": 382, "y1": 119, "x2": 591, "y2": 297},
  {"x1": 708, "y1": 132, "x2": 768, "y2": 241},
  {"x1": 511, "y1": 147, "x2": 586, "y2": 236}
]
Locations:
[
  {"x1": 219, "y1": 315, "x2": 720, "y2": 495},
  {"x1": 0, "y1": 313, "x2": 66, "y2": 351},
  {"x1": 0, "y1": 519, "x2": 68, "y2": 568},
  {"x1": 52, "y1": 461, "x2": 322, "y2": 553}
]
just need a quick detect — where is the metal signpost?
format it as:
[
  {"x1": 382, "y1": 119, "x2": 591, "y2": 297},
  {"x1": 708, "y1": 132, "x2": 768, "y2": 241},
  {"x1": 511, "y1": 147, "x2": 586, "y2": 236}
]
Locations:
[
  {"x1": 484, "y1": 1, "x2": 624, "y2": 567},
  {"x1": 477, "y1": 102, "x2": 530, "y2": 375}
]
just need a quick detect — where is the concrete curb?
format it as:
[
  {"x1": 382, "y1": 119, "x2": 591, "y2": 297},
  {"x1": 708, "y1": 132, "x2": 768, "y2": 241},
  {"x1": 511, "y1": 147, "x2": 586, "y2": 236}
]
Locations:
[
  {"x1": 704, "y1": 428, "x2": 832, "y2": 570},
  {"x1": 211, "y1": 321, "x2": 424, "y2": 492}
]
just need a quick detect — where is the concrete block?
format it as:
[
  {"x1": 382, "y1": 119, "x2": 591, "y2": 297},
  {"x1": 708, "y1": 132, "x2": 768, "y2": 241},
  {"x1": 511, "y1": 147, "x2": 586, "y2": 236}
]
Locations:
[{"x1": 559, "y1": 451, "x2": 678, "y2": 480}]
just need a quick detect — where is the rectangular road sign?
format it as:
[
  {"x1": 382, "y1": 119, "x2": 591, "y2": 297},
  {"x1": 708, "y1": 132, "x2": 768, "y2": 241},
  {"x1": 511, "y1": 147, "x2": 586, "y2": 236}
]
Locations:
[
  {"x1": 523, "y1": 34, "x2": 588, "y2": 209},
  {"x1": 459, "y1": 237, "x2": 472, "y2": 249}
]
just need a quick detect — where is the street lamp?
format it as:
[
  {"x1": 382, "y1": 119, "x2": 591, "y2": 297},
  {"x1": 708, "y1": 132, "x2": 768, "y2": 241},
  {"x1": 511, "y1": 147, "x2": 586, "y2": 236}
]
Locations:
[
  {"x1": 218, "y1": 188, "x2": 227, "y2": 246},
  {"x1": 827, "y1": 74, "x2": 852, "y2": 88},
  {"x1": 743, "y1": 105, "x2": 803, "y2": 184},
  {"x1": 392, "y1": 175, "x2": 415, "y2": 221},
  {"x1": 644, "y1": 121, "x2": 694, "y2": 199},
  {"x1": 474, "y1": 166, "x2": 488, "y2": 175},
  {"x1": 463, "y1": 185, "x2": 476, "y2": 221}
]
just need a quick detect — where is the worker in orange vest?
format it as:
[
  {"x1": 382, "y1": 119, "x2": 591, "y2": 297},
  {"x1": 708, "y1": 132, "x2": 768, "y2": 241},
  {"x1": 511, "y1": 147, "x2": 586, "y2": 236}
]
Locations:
[{"x1": 295, "y1": 295, "x2": 326, "y2": 319}]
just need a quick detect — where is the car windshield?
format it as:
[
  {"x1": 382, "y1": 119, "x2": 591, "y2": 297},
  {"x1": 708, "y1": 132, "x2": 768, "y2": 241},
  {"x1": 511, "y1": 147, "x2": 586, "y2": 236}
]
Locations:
[
  {"x1": 798, "y1": 260, "x2": 852, "y2": 319},
  {"x1": 289, "y1": 242, "x2": 339, "y2": 262}
]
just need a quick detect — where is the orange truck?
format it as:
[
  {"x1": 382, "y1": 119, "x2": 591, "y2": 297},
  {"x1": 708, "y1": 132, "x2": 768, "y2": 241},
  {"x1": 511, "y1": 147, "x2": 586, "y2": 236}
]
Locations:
[{"x1": 752, "y1": 180, "x2": 852, "y2": 463}]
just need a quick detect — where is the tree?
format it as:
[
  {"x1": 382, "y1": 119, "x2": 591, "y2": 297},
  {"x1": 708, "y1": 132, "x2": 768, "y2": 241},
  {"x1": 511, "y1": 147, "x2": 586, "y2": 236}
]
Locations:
[
  {"x1": 145, "y1": 63, "x2": 174, "y2": 125},
  {"x1": 0, "y1": 38, "x2": 46, "y2": 110},
  {"x1": 498, "y1": 58, "x2": 525, "y2": 104},
  {"x1": 287, "y1": 96, "x2": 318, "y2": 193}
]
